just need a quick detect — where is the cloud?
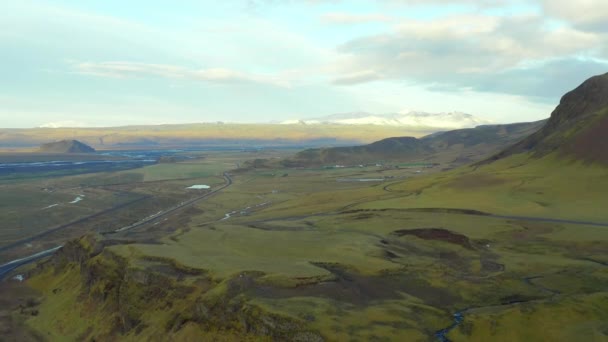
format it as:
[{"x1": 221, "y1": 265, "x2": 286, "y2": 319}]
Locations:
[
  {"x1": 384, "y1": 0, "x2": 608, "y2": 31},
  {"x1": 5, "y1": 0, "x2": 608, "y2": 127},
  {"x1": 541, "y1": 0, "x2": 608, "y2": 32},
  {"x1": 321, "y1": 12, "x2": 393, "y2": 24},
  {"x1": 72, "y1": 61, "x2": 291, "y2": 88},
  {"x1": 245, "y1": 0, "x2": 338, "y2": 11},
  {"x1": 331, "y1": 12, "x2": 607, "y2": 99},
  {"x1": 382, "y1": 0, "x2": 513, "y2": 8},
  {"x1": 333, "y1": 70, "x2": 384, "y2": 84},
  {"x1": 343, "y1": 14, "x2": 599, "y2": 72},
  {"x1": 444, "y1": 58, "x2": 608, "y2": 100}
]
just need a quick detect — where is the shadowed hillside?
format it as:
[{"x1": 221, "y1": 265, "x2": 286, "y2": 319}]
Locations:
[
  {"x1": 289, "y1": 136, "x2": 432, "y2": 166},
  {"x1": 486, "y1": 72, "x2": 608, "y2": 165}
]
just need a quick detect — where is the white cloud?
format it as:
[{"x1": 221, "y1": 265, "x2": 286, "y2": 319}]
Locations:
[
  {"x1": 3, "y1": 0, "x2": 607, "y2": 127},
  {"x1": 388, "y1": 0, "x2": 505, "y2": 3},
  {"x1": 331, "y1": 12, "x2": 606, "y2": 98},
  {"x1": 72, "y1": 61, "x2": 292, "y2": 88},
  {"x1": 333, "y1": 70, "x2": 384, "y2": 84},
  {"x1": 321, "y1": 12, "x2": 393, "y2": 24},
  {"x1": 541, "y1": 0, "x2": 608, "y2": 31}
]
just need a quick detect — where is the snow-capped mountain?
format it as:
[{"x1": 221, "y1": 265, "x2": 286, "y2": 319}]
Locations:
[{"x1": 281, "y1": 111, "x2": 492, "y2": 129}]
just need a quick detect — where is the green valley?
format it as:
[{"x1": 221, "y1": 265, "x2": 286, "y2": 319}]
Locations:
[{"x1": 2, "y1": 74, "x2": 608, "y2": 341}]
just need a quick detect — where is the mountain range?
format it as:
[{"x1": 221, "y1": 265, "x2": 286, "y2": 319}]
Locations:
[
  {"x1": 281, "y1": 111, "x2": 492, "y2": 129},
  {"x1": 0, "y1": 112, "x2": 507, "y2": 151},
  {"x1": 287, "y1": 72, "x2": 608, "y2": 169},
  {"x1": 0, "y1": 124, "x2": 431, "y2": 150},
  {"x1": 286, "y1": 120, "x2": 546, "y2": 167}
]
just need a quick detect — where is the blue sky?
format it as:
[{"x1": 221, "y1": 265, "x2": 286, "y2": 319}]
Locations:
[{"x1": 1, "y1": 0, "x2": 607, "y2": 127}]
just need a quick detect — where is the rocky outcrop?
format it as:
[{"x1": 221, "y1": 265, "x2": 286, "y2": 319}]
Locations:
[{"x1": 28, "y1": 235, "x2": 324, "y2": 341}]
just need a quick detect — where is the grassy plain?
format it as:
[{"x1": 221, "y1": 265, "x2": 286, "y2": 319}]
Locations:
[{"x1": 0, "y1": 150, "x2": 276, "y2": 263}]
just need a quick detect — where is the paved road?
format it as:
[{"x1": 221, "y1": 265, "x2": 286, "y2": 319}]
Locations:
[
  {"x1": 0, "y1": 195, "x2": 151, "y2": 254},
  {"x1": 0, "y1": 173, "x2": 233, "y2": 280},
  {"x1": 488, "y1": 214, "x2": 608, "y2": 227},
  {"x1": 112, "y1": 172, "x2": 233, "y2": 233},
  {"x1": 0, "y1": 246, "x2": 62, "y2": 281}
]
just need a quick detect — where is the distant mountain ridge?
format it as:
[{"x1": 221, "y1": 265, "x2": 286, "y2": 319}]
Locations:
[
  {"x1": 287, "y1": 73, "x2": 608, "y2": 168},
  {"x1": 291, "y1": 137, "x2": 432, "y2": 166},
  {"x1": 287, "y1": 120, "x2": 546, "y2": 167},
  {"x1": 282, "y1": 111, "x2": 492, "y2": 129},
  {"x1": 39, "y1": 140, "x2": 96, "y2": 153},
  {"x1": 0, "y1": 124, "x2": 432, "y2": 149}
]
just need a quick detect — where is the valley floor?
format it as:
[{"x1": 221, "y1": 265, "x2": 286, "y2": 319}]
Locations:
[{"x1": 1, "y1": 151, "x2": 608, "y2": 341}]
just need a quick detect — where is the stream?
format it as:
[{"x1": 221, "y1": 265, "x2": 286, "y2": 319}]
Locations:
[
  {"x1": 435, "y1": 310, "x2": 467, "y2": 342},
  {"x1": 434, "y1": 275, "x2": 560, "y2": 341}
]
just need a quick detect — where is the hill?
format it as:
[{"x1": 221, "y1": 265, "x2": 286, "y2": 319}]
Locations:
[
  {"x1": 38, "y1": 140, "x2": 96, "y2": 153},
  {"x1": 486, "y1": 72, "x2": 608, "y2": 165},
  {"x1": 289, "y1": 137, "x2": 431, "y2": 166},
  {"x1": 288, "y1": 120, "x2": 546, "y2": 167}
]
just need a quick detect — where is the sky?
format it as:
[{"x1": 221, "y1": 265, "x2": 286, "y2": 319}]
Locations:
[{"x1": 1, "y1": 0, "x2": 607, "y2": 128}]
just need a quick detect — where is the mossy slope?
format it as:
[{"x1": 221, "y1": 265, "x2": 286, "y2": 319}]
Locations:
[{"x1": 25, "y1": 236, "x2": 322, "y2": 341}]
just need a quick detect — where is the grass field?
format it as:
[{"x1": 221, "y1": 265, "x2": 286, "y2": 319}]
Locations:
[
  {"x1": 2, "y1": 149, "x2": 607, "y2": 341},
  {"x1": 357, "y1": 153, "x2": 608, "y2": 222}
]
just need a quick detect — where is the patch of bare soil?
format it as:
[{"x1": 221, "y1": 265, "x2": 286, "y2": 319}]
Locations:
[
  {"x1": 391, "y1": 228, "x2": 474, "y2": 250},
  {"x1": 254, "y1": 263, "x2": 458, "y2": 308}
]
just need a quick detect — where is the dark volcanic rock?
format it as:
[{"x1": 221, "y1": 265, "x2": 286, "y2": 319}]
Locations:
[{"x1": 39, "y1": 139, "x2": 96, "y2": 153}]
